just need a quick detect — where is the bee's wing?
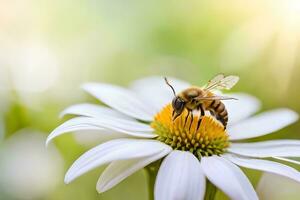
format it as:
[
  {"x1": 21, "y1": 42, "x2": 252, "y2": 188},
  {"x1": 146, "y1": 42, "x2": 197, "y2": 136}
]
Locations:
[
  {"x1": 204, "y1": 74, "x2": 239, "y2": 91},
  {"x1": 195, "y1": 95, "x2": 238, "y2": 100}
]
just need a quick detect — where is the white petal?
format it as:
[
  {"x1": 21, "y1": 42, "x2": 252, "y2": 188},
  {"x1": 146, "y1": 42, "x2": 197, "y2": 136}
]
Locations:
[
  {"x1": 225, "y1": 93, "x2": 261, "y2": 126},
  {"x1": 60, "y1": 103, "x2": 132, "y2": 120},
  {"x1": 228, "y1": 109, "x2": 298, "y2": 141},
  {"x1": 65, "y1": 139, "x2": 168, "y2": 183},
  {"x1": 57, "y1": 116, "x2": 153, "y2": 132},
  {"x1": 46, "y1": 117, "x2": 156, "y2": 145},
  {"x1": 82, "y1": 83, "x2": 154, "y2": 121},
  {"x1": 225, "y1": 154, "x2": 300, "y2": 183},
  {"x1": 97, "y1": 147, "x2": 172, "y2": 193},
  {"x1": 229, "y1": 140, "x2": 300, "y2": 157},
  {"x1": 273, "y1": 157, "x2": 300, "y2": 165},
  {"x1": 73, "y1": 130, "x2": 125, "y2": 147},
  {"x1": 130, "y1": 76, "x2": 190, "y2": 111},
  {"x1": 201, "y1": 156, "x2": 258, "y2": 200},
  {"x1": 155, "y1": 150, "x2": 206, "y2": 200},
  {"x1": 257, "y1": 172, "x2": 300, "y2": 200}
]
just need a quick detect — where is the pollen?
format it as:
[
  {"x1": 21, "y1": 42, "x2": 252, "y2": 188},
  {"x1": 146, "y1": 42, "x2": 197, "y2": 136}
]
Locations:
[{"x1": 151, "y1": 104, "x2": 229, "y2": 158}]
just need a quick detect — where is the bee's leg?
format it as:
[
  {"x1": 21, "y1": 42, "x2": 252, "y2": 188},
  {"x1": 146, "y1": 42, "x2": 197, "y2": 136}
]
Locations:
[
  {"x1": 184, "y1": 109, "x2": 191, "y2": 127},
  {"x1": 209, "y1": 109, "x2": 216, "y2": 117},
  {"x1": 209, "y1": 109, "x2": 219, "y2": 121},
  {"x1": 209, "y1": 109, "x2": 226, "y2": 129},
  {"x1": 219, "y1": 116, "x2": 227, "y2": 130},
  {"x1": 196, "y1": 104, "x2": 205, "y2": 131},
  {"x1": 189, "y1": 111, "x2": 194, "y2": 131}
]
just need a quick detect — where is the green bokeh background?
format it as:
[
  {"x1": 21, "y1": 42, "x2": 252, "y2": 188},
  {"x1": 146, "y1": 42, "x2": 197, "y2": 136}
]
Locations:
[{"x1": 0, "y1": 0, "x2": 300, "y2": 199}]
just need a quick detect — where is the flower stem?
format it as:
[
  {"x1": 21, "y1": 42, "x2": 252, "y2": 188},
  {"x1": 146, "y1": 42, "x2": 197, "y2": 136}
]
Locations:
[
  {"x1": 205, "y1": 180, "x2": 217, "y2": 200},
  {"x1": 145, "y1": 162, "x2": 160, "y2": 200}
]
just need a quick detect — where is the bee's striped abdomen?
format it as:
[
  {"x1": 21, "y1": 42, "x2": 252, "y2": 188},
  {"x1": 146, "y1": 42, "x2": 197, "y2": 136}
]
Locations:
[{"x1": 209, "y1": 100, "x2": 228, "y2": 129}]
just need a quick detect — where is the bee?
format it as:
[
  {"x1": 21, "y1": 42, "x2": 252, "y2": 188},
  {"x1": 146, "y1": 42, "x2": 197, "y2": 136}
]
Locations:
[{"x1": 164, "y1": 74, "x2": 239, "y2": 129}]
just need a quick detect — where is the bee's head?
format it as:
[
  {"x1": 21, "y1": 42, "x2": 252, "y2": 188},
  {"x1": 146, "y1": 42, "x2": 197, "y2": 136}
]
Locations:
[
  {"x1": 164, "y1": 77, "x2": 186, "y2": 120},
  {"x1": 172, "y1": 96, "x2": 186, "y2": 120}
]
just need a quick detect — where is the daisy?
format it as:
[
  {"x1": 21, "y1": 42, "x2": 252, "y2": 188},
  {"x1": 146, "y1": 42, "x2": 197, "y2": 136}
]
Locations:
[{"x1": 47, "y1": 76, "x2": 299, "y2": 200}]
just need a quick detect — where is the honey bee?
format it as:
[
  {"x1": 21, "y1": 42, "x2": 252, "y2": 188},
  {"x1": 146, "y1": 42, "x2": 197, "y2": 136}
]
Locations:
[{"x1": 164, "y1": 74, "x2": 239, "y2": 129}]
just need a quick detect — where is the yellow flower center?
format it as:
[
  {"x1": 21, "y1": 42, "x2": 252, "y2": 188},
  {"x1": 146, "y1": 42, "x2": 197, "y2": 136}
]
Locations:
[{"x1": 151, "y1": 104, "x2": 229, "y2": 158}]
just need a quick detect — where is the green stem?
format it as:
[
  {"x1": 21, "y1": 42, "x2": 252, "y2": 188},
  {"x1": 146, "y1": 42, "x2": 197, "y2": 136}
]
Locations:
[
  {"x1": 145, "y1": 163, "x2": 159, "y2": 200},
  {"x1": 205, "y1": 180, "x2": 217, "y2": 200}
]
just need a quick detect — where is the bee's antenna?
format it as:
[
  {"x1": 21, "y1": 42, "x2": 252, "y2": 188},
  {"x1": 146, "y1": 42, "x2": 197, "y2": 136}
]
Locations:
[{"x1": 164, "y1": 77, "x2": 176, "y2": 96}]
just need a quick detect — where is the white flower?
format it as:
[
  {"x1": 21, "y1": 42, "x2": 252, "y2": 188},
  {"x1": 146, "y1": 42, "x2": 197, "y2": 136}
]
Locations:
[
  {"x1": 47, "y1": 76, "x2": 299, "y2": 200},
  {"x1": 1, "y1": 130, "x2": 64, "y2": 199}
]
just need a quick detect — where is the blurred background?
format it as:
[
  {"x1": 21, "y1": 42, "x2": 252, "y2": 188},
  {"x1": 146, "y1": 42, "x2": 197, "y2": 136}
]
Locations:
[{"x1": 0, "y1": 0, "x2": 300, "y2": 199}]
